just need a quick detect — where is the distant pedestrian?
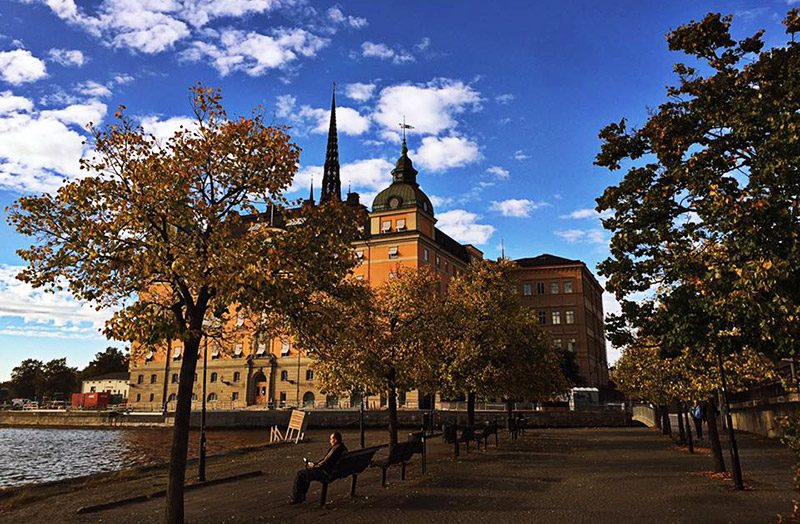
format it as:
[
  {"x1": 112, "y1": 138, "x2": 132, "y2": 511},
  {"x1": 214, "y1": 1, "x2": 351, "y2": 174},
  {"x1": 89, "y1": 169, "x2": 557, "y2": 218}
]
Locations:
[{"x1": 691, "y1": 400, "x2": 704, "y2": 439}]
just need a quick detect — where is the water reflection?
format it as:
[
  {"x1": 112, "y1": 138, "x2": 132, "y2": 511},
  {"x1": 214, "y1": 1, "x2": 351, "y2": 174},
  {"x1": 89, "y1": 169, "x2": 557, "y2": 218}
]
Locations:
[{"x1": 0, "y1": 427, "x2": 268, "y2": 488}]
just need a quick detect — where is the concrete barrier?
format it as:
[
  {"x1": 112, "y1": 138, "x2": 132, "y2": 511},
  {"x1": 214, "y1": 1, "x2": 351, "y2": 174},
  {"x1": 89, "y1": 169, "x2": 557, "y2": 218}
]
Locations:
[{"x1": 729, "y1": 395, "x2": 800, "y2": 438}]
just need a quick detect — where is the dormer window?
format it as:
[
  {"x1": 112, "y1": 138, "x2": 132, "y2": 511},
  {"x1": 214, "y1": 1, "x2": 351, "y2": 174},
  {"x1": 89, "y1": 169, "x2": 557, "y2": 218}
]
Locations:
[
  {"x1": 172, "y1": 346, "x2": 182, "y2": 360},
  {"x1": 381, "y1": 220, "x2": 391, "y2": 233},
  {"x1": 388, "y1": 246, "x2": 399, "y2": 259},
  {"x1": 281, "y1": 339, "x2": 291, "y2": 356},
  {"x1": 255, "y1": 340, "x2": 267, "y2": 356},
  {"x1": 356, "y1": 250, "x2": 364, "y2": 261},
  {"x1": 396, "y1": 218, "x2": 406, "y2": 231}
]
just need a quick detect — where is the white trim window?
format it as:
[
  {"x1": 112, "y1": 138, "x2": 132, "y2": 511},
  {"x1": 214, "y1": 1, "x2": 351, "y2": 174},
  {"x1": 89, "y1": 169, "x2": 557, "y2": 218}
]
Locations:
[
  {"x1": 172, "y1": 346, "x2": 182, "y2": 360},
  {"x1": 381, "y1": 220, "x2": 391, "y2": 233},
  {"x1": 565, "y1": 310, "x2": 575, "y2": 324},
  {"x1": 553, "y1": 338, "x2": 562, "y2": 349},
  {"x1": 396, "y1": 218, "x2": 406, "y2": 231},
  {"x1": 552, "y1": 311, "x2": 561, "y2": 325},
  {"x1": 234, "y1": 343, "x2": 243, "y2": 358},
  {"x1": 522, "y1": 283, "x2": 532, "y2": 296},
  {"x1": 388, "y1": 246, "x2": 399, "y2": 259},
  {"x1": 281, "y1": 339, "x2": 291, "y2": 356},
  {"x1": 423, "y1": 248, "x2": 429, "y2": 262},
  {"x1": 567, "y1": 338, "x2": 577, "y2": 352},
  {"x1": 564, "y1": 280, "x2": 574, "y2": 293},
  {"x1": 550, "y1": 282, "x2": 559, "y2": 294},
  {"x1": 255, "y1": 340, "x2": 267, "y2": 356}
]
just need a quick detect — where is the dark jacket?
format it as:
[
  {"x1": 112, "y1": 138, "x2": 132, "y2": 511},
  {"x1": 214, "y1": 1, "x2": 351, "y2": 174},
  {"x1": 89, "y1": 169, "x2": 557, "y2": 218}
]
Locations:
[{"x1": 315, "y1": 443, "x2": 347, "y2": 474}]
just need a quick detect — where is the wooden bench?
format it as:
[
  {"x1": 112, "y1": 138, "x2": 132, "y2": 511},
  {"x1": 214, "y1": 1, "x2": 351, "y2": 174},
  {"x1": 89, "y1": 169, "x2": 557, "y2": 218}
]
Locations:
[
  {"x1": 443, "y1": 423, "x2": 478, "y2": 457},
  {"x1": 269, "y1": 409, "x2": 308, "y2": 444},
  {"x1": 476, "y1": 421, "x2": 499, "y2": 450},
  {"x1": 370, "y1": 440, "x2": 417, "y2": 487},
  {"x1": 316, "y1": 446, "x2": 380, "y2": 507}
]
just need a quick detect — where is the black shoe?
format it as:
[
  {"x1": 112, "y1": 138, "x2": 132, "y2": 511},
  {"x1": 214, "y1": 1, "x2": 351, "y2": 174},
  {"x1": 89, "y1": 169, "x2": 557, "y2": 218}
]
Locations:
[{"x1": 288, "y1": 497, "x2": 304, "y2": 505}]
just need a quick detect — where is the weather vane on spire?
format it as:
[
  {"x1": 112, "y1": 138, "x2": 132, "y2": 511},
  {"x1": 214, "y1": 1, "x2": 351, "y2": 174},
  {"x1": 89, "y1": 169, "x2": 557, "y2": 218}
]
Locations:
[{"x1": 399, "y1": 116, "x2": 414, "y2": 142}]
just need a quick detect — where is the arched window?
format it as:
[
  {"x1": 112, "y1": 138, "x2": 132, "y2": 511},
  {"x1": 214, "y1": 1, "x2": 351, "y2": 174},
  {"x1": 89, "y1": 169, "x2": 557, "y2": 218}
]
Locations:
[
  {"x1": 303, "y1": 392, "x2": 315, "y2": 408},
  {"x1": 136, "y1": 393, "x2": 141, "y2": 402},
  {"x1": 210, "y1": 372, "x2": 218, "y2": 383},
  {"x1": 207, "y1": 393, "x2": 218, "y2": 402},
  {"x1": 150, "y1": 374, "x2": 157, "y2": 384},
  {"x1": 280, "y1": 370, "x2": 289, "y2": 381},
  {"x1": 325, "y1": 395, "x2": 338, "y2": 409},
  {"x1": 171, "y1": 373, "x2": 178, "y2": 384},
  {"x1": 137, "y1": 374, "x2": 144, "y2": 384},
  {"x1": 305, "y1": 369, "x2": 314, "y2": 381},
  {"x1": 233, "y1": 371, "x2": 241, "y2": 382},
  {"x1": 168, "y1": 393, "x2": 176, "y2": 402},
  {"x1": 149, "y1": 393, "x2": 155, "y2": 401},
  {"x1": 231, "y1": 392, "x2": 239, "y2": 401}
]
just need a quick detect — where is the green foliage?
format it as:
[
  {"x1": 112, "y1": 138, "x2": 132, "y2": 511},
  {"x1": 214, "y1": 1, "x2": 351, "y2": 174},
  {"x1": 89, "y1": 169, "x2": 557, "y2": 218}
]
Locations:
[
  {"x1": 9, "y1": 358, "x2": 79, "y2": 399},
  {"x1": 9, "y1": 359, "x2": 43, "y2": 399},
  {"x1": 78, "y1": 346, "x2": 129, "y2": 381}
]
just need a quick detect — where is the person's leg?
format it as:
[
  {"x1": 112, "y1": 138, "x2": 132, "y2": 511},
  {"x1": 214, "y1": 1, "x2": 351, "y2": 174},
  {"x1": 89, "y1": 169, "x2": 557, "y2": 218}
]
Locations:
[
  {"x1": 694, "y1": 418, "x2": 703, "y2": 439},
  {"x1": 291, "y1": 469, "x2": 311, "y2": 502}
]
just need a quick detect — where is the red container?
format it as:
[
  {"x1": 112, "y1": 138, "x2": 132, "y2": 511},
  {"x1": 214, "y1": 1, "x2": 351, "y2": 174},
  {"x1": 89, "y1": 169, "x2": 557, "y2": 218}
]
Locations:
[
  {"x1": 71, "y1": 393, "x2": 85, "y2": 408},
  {"x1": 84, "y1": 392, "x2": 111, "y2": 409}
]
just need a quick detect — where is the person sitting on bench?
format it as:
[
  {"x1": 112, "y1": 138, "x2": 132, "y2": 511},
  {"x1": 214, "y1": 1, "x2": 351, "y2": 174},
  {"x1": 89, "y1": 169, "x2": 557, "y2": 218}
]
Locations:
[{"x1": 289, "y1": 431, "x2": 347, "y2": 504}]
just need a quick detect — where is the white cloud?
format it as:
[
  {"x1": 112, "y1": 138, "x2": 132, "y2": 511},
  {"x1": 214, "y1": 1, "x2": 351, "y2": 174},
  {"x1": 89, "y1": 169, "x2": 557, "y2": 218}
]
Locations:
[
  {"x1": 429, "y1": 194, "x2": 453, "y2": 209},
  {"x1": 0, "y1": 91, "x2": 33, "y2": 114},
  {"x1": 139, "y1": 115, "x2": 197, "y2": 144},
  {"x1": 275, "y1": 94, "x2": 369, "y2": 136},
  {"x1": 513, "y1": 150, "x2": 529, "y2": 161},
  {"x1": 554, "y1": 229, "x2": 607, "y2": 244},
  {"x1": 344, "y1": 82, "x2": 375, "y2": 102},
  {"x1": 0, "y1": 93, "x2": 108, "y2": 192},
  {"x1": 486, "y1": 165, "x2": 509, "y2": 180},
  {"x1": 0, "y1": 50, "x2": 47, "y2": 85},
  {"x1": 327, "y1": 7, "x2": 367, "y2": 29},
  {"x1": 436, "y1": 209, "x2": 495, "y2": 245},
  {"x1": 360, "y1": 41, "x2": 414, "y2": 64},
  {"x1": 490, "y1": 198, "x2": 548, "y2": 218},
  {"x1": 560, "y1": 208, "x2": 613, "y2": 220},
  {"x1": 182, "y1": 28, "x2": 328, "y2": 76},
  {"x1": 412, "y1": 136, "x2": 480, "y2": 172},
  {"x1": 414, "y1": 37, "x2": 431, "y2": 52},
  {"x1": 47, "y1": 48, "x2": 86, "y2": 67},
  {"x1": 77, "y1": 80, "x2": 112, "y2": 98},
  {"x1": 0, "y1": 265, "x2": 114, "y2": 335},
  {"x1": 112, "y1": 73, "x2": 134, "y2": 85},
  {"x1": 495, "y1": 93, "x2": 514, "y2": 104},
  {"x1": 373, "y1": 79, "x2": 482, "y2": 138},
  {"x1": 290, "y1": 158, "x2": 392, "y2": 196}
]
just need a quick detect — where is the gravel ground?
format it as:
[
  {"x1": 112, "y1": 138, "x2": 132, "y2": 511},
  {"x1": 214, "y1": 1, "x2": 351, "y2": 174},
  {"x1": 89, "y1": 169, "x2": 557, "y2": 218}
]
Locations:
[{"x1": 0, "y1": 427, "x2": 794, "y2": 524}]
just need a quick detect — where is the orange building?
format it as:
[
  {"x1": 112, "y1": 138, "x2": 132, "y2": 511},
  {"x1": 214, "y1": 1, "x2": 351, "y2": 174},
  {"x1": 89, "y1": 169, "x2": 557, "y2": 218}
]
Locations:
[{"x1": 127, "y1": 90, "x2": 482, "y2": 411}]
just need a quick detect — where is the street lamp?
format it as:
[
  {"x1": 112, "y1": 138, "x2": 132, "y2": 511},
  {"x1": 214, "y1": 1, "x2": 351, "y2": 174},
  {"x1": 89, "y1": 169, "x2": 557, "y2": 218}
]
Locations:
[{"x1": 198, "y1": 336, "x2": 208, "y2": 482}]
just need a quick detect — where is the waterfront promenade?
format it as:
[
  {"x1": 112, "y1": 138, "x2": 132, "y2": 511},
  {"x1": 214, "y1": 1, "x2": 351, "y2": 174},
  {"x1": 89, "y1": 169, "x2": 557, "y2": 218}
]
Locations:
[{"x1": 0, "y1": 427, "x2": 794, "y2": 523}]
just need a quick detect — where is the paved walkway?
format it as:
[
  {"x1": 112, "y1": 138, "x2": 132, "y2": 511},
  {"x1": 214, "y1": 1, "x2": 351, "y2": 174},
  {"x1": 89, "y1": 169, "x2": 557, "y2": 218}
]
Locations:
[{"x1": 2, "y1": 427, "x2": 794, "y2": 523}]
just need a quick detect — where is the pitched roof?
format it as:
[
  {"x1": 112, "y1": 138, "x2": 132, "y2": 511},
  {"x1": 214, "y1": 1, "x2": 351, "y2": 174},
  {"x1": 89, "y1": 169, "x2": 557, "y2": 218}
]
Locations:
[
  {"x1": 82, "y1": 372, "x2": 130, "y2": 382},
  {"x1": 514, "y1": 254, "x2": 583, "y2": 268}
]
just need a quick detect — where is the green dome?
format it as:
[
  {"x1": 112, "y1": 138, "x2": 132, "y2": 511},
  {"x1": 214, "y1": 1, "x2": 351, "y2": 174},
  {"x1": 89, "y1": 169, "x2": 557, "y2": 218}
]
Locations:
[{"x1": 372, "y1": 182, "x2": 434, "y2": 215}]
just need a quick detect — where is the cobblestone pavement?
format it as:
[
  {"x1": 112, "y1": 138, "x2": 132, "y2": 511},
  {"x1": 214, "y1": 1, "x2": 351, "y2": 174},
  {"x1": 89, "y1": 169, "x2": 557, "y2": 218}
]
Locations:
[{"x1": 1, "y1": 427, "x2": 794, "y2": 524}]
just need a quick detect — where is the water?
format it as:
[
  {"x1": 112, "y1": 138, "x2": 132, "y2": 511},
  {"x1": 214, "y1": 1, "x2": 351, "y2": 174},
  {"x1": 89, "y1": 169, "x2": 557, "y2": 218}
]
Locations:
[{"x1": 0, "y1": 427, "x2": 269, "y2": 489}]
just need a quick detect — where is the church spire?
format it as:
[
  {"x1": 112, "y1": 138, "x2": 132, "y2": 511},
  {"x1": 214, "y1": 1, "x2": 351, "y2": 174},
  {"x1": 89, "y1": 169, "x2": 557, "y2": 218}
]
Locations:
[{"x1": 320, "y1": 82, "x2": 341, "y2": 203}]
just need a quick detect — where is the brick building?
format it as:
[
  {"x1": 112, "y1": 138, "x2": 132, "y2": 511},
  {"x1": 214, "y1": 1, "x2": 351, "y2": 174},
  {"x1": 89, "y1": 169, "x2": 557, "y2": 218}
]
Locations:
[
  {"x1": 127, "y1": 89, "x2": 482, "y2": 411},
  {"x1": 513, "y1": 254, "x2": 609, "y2": 387}
]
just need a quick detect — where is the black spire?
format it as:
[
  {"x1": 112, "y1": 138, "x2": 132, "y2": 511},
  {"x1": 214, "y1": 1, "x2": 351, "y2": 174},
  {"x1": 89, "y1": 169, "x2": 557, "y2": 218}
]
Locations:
[{"x1": 320, "y1": 83, "x2": 341, "y2": 203}]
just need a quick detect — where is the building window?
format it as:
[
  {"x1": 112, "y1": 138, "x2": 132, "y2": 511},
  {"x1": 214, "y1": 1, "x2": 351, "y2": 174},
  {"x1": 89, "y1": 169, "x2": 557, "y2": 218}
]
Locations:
[
  {"x1": 398, "y1": 390, "x2": 407, "y2": 407},
  {"x1": 396, "y1": 218, "x2": 406, "y2": 231},
  {"x1": 149, "y1": 393, "x2": 155, "y2": 402},
  {"x1": 567, "y1": 338, "x2": 577, "y2": 352},
  {"x1": 565, "y1": 310, "x2": 575, "y2": 324},
  {"x1": 233, "y1": 343, "x2": 243, "y2": 358},
  {"x1": 191, "y1": 393, "x2": 197, "y2": 401},
  {"x1": 381, "y1": 220, "x2": 391, "y2": 233},
  {"x1": 281, "y1": 370, "x2": 289, "y2": 381},
  {"x1": 553, "y1": 338, "x2": 562, "y2": 349},
  {"x1": 171, "y1": 373, "x2": 179, "y2": 384},
  {"x1": 537, "y1": 311, "x2": 547, "y2": 325},
  {"x1": 522, "y1": 283, "x2": 532, "y2": 296},
  {"x1": 423, "y1": 248, "x2": 429, "y2": 262},
  {"x1": 136, "y1": 393, "x2": 141, "y2": 402},
  {"x1": 232, "y1": 392, "x2": 239, "y2": 401},
  {"x1": 356, "y1": 250, "x2": 364, "y2": 261},
  {"x1": 279, "y1": 392, "x2": 287, "y2": 405},
  {"x1": 564, "y1": 280, "x2": 574, "y2": 293},
  {"x1": 536, "y1": 282, "x2": 545, "y2": 294},
  {"x1": 303, "y1": 392, "x2": 315, "y2": 408},
  {"x1": 306, "y1": 369, "x2": 314, "y2": 381},
  {"x1": 444, "y1": 261, "x2": 449, "y2": 272},
  {"x1": 210, "y1": 372, "x2": 218, "y2": 383},
  {"x1": 550, "y1": 282, "x2": 559, "y2": 294},
  {"x1": 137, "y1": 374, "x2": 144, "y2": 384},
  {"x1": 207, "y1": 393, "x2": 217, "y2": 402},
  {"x1": 168, "y1": 393, "x2": 176, "y2": 402},
  {"x1": 388, "y1": 246, "x2": 399, "y2": 259},
  {"x1": 211, "y1": 347, "x2": 220, "y2": 360},
  {"x1": 436, "y1": 255, "x2": 441, "y2": 268},
  {"x1": 150, "y1": 374, "x2": 157, "y2": 384},
  {"x1": 194, "y1": 373, "x2": 198, "y2": 382},
  {"x1": 552, "y1": 311, "x2": 561, "y2": 325},
  {"x1": 233, "y1": 371, "x2": 241, "y2": 382},
  {"x1": 281, "y1": 339, "x2": 291, "y2": 356}
]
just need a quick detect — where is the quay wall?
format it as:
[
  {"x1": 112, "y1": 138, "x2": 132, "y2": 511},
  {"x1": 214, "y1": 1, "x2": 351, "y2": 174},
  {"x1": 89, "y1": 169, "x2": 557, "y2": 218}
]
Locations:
[{"x1": 0, "y1": 408, "x2": 632, "y2": 429}]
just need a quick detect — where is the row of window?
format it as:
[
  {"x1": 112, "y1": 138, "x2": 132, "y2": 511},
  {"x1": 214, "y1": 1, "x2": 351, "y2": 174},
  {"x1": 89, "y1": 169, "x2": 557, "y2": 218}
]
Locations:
[
  {"x1": 536, "y1": 310, "x2": 576, "y2": 325},
  {"x1": 146, "y1": 339, "x2": 292, "y2": 364},
  {"x1": 553, "y1": 338, "x2": 578, "y2": 352},
  {"x1": 281, "y1": 369, "x2": 314, "y2": 381},
  {"x1": 141, "y1": 369, "x2": 315, "y2": 386},
  {"x1": 381, "y1": 218, "x2": 407, "y2": 233},
  {"x1": 522, "y1": 280, "x2": 574, "y2": 296}
]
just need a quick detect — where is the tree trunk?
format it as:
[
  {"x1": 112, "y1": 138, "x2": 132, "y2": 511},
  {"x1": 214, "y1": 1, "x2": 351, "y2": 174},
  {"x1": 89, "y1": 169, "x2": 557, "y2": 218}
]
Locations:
[
  {"x1": 506, "y1": 399, "x2": 514, "y2": 430},
  {"x1": 387, "y1": 381, "x2": 398, "y2": 450},
  {"x1": 706, "y1": 396, "x2": 726, "y2": 473},
  {"x1": 660, "y1": 405, "x2": 672, "y2": 435},
  {"x1": 467, "y1": 391, "x2": 476, "y2": 427},
  {"x1": 165, "y1": 334, "x2": 201, "y2": 524},
  {"x1": 655, "y1": 405, "x2": 662, "y2": 429},
  {"x1": 682, "y1": 402, "x2": 694, "y2": 454},
  {"x1": 675, "y1": 401, "x2": 686, "y2": 445}
]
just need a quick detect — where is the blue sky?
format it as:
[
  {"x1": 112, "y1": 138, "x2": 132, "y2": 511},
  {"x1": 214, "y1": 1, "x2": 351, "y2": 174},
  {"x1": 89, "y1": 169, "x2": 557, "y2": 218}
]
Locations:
[{"x1": 0, "y1": 0, "x2": 794, "y2": 380}]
